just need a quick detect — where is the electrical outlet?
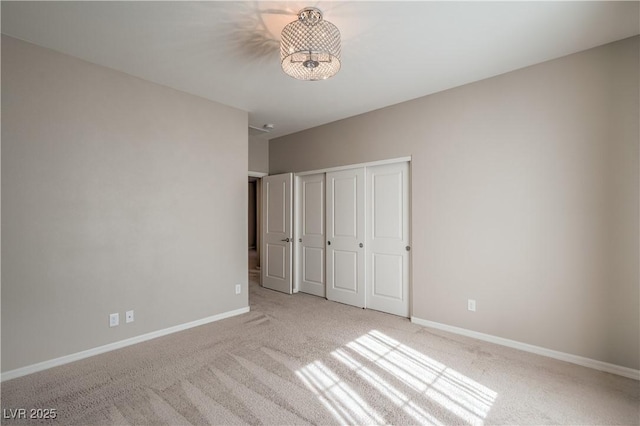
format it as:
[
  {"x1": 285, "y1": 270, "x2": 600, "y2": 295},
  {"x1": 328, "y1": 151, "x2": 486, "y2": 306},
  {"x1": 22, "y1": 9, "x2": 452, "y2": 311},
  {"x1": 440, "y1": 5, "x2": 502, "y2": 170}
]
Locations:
[
  {"x1": 126, "y1": 310, "x2": 134, "y2": 323},
  {"x1": 235, "y1": 284, "x2": 241, "y2": 295},
  {"x1": 109, "y1": 313, "x2": 119, "y2": 327},
  {"x1": 468, "y1": 299, "x2": 476, "y2": 312}
]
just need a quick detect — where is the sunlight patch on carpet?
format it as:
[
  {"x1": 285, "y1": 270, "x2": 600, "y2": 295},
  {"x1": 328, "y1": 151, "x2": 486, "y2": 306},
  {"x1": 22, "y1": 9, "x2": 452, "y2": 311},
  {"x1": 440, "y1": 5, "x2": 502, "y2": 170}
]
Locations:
[
  {"x1": 331, "y1": 347, "x2": 445, "y2": 426},
  {"x1": 298, "y1": 329, "x2": 497, "y2": 425},
  {"x1": 351, "y1": 330, "x2": 497, "y2": 425},
  {"x1": 295, "y1": 359, "x2": 385, "y2": 425}
]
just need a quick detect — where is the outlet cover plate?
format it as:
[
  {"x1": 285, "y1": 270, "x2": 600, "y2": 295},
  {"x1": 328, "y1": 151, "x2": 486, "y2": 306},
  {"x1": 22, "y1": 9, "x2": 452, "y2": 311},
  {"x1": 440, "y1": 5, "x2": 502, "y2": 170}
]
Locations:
[
  {"x1": 235, "y1": 284, "x2": 241, "y2": 295},
  {"x1": 468, "y1": 299, "x2": 476, "y2": 312},
  {"x1": 126, "y1": 310, "x2": 134, "y2": 323},
  {"x1": 109, "y1": 313, "x2": 119, "y2": 327}
]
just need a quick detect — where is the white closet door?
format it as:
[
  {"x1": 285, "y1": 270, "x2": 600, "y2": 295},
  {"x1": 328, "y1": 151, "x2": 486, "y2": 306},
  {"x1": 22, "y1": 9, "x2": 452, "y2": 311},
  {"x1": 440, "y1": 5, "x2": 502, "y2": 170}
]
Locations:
[
  {"x1": 366, "y1": 162, "x2": 410, "y2": 317},
  {"x1": 262, "y1": 173, "x2": 293, "y2": 294},
  {"x1": 326, "y1": 168, "x2": 365, "y2": 308},
  {"x1": 297, "y1": 174, "x2": 325, "y2": 297}
]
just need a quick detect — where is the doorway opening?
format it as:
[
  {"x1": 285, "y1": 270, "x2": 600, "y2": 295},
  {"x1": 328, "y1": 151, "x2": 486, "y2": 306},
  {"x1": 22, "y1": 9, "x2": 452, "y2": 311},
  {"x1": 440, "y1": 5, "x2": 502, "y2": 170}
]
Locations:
[{"x1": 248, "y1": 173, "x2": 266, "y2": 288}]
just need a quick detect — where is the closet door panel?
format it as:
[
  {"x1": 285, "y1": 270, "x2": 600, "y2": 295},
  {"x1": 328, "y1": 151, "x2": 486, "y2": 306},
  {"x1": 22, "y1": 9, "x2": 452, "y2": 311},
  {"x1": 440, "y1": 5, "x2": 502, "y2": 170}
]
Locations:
[
  {"x1": 297, "y1": 174, "x2": 326, "y2": 297},
  {"x1": 366, "y1": 162, "x2": 410, "y2": 317},
  {"x1": 326, "y1": 168, "x2": 365, "y2": 308}
]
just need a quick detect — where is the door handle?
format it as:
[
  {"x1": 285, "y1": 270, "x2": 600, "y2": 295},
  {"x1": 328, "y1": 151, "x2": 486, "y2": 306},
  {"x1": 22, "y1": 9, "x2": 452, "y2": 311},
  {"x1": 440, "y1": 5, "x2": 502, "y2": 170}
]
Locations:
[
  {"x1": 359, "y1": 243, "x2": 363, "y2": 248},
  {"x1": 281, "y1": 238, "x2": 291, "y2": 242},
  {"x1": 327, "y1": 241, "x2": 331, "y2": 245}
]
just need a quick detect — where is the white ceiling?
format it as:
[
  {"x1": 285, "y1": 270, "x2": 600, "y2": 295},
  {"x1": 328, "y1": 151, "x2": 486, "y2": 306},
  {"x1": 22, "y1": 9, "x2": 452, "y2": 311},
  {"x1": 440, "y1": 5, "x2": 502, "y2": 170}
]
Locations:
[{"x1": 2, "y1": 1, "x2": 638, "y2": 140}]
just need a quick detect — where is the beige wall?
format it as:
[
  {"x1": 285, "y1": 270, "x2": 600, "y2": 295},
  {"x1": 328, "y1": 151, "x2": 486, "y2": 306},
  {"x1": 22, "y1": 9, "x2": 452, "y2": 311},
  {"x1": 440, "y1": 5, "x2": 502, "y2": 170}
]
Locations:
[
  {"x1": 249, "y1": 136, "x2": 268, "y2": 173},
  {"x1": 270, "y1": 37, "x2": 639, "y2": 370},
  {"x1": 1, "y1": 36, "x2": 249, "y2": 372}
]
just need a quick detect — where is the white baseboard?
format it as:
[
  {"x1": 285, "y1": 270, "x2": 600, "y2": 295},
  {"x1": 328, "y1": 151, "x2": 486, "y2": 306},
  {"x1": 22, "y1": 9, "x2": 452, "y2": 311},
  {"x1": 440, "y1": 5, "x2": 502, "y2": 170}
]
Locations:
[
  {"x1": 1, "y1": 306, "x2": 251, "y2": 382},
  {"x1": 411, "y1": 317, "x2": 639, "y2": 381}
]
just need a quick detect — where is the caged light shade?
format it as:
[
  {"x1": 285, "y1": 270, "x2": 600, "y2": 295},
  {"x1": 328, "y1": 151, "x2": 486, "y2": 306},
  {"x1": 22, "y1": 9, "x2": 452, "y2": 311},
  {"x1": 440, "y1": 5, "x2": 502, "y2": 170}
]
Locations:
[{"x1": 280, "y1": 7, "x2": 341, "y2": 81}]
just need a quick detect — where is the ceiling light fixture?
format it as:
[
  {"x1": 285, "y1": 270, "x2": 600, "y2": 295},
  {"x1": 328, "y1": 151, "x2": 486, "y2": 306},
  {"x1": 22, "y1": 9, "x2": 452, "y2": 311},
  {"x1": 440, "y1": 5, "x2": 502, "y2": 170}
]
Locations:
[{"x1": 280, "y1": 7, "x2": 341, "y2": 81}]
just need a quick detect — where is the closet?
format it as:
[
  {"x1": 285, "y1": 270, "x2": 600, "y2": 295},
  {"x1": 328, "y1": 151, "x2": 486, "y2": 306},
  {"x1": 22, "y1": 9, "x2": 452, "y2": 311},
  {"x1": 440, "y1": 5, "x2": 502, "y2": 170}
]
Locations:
[{"x1": 263, "y1": 160, "x2": 410, "y2": 318}]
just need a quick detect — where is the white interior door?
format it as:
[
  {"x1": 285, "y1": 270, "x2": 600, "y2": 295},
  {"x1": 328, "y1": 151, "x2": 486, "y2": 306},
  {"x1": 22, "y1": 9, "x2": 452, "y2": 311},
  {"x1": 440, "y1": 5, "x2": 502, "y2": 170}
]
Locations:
[
  {"x1": 366, "y1": 162, "x2": 410, "y2": 317},
  {"x1": 262, "y1": 173, "x2": 293, "y2": 294},
  {"x1": 326, "y1": 168, "x2": 365, "y2": 308},
  {"x1": 297, "y1": 174, "x2": 326, "y2": 297}
]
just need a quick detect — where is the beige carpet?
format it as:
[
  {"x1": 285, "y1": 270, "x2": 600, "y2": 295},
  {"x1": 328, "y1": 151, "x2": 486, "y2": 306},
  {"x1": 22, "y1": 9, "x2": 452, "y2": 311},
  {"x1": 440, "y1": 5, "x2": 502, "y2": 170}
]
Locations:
[{"x1": 1, "y1": 275, "x2": 638, "y2": 425}]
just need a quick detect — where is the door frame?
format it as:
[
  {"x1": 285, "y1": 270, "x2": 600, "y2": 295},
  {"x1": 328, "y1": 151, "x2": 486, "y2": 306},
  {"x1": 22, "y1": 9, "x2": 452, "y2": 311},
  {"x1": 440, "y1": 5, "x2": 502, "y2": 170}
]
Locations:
[{"x1": 294, "y1": 156, "x2": 411, "y2": 177}]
